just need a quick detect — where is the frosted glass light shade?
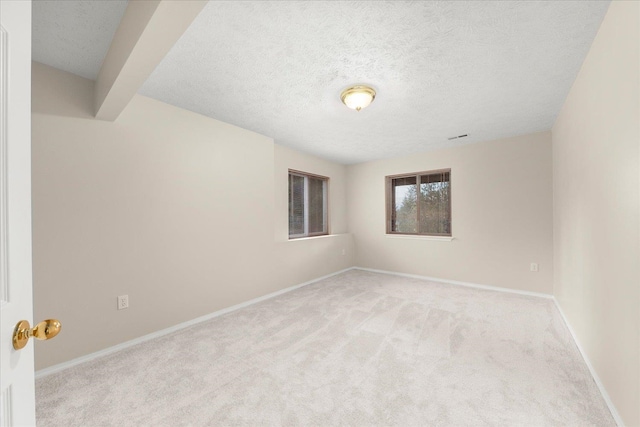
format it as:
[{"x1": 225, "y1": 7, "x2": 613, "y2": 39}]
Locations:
[{"x1": 341, "y1": 85, "x2": 376, "y2": 111}]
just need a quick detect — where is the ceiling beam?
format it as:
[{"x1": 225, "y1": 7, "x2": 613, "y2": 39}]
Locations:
[{"x1": 94, "y1": 0, "x2": 207, "y2": 121}]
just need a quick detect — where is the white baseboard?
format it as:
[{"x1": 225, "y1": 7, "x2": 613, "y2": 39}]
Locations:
[
  {"x1": 37, "y1": 265, "x2": 623, "y2": 427},
  {"x1": 36, "y1": 266, "x2": 549, "y2": 381},
  {"x1": 354, "y1": 267, "x2": 622, "y2": 425},
  {"x1": 35, "y1": 267, "x2": 355, "y2": 380},
  {"x1": 552, "y1": 298, "x2": 624, "y2": 427},
  {"x1": 353, "y1": 266, "x2": 553, "y2": 299}
]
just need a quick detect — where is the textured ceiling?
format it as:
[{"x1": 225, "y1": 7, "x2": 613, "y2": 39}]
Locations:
[
  {"x1": 32, "y1": 1, "x2": 610, "y2": 164},
  {"x1": 32, "y1": 0, "x2": 128, "y2": 80}
]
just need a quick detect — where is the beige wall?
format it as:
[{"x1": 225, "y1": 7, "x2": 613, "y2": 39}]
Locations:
[
  {"x1": 31, "y1": 62, "x2": 353, "y2": 370},
  {"x1": 552, "y1": 2, "x2": 640, "y2": 425},
  {"x1": 347, "y1": 132, "x2": 554, "y2": 294}
]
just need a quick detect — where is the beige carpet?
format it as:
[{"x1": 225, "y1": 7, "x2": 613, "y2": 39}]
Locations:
[{"x1": 36, "y1": 270, "x2": 614, "y2": 426}]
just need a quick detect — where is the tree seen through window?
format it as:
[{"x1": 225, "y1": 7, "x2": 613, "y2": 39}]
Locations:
[{"x1": 389, "y1": 170, "x2": 451, "y2": 236}]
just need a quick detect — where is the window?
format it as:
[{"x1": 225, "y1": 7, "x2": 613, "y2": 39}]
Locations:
[
  {"x1": 289, "y1": 170, "x2": 328, "y2": 238},
  {"x1": 386, "y1": 169, "x2": 451, "y2": 236}
]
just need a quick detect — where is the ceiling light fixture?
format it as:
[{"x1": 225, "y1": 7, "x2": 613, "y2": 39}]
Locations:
[{"x1": 340, "y1": 85, "x2": 376, "y2": 111}]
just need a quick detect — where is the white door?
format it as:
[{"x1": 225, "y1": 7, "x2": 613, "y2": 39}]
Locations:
[{"x1": 0, "y1": 1, "x2": 37, "y2": 426}]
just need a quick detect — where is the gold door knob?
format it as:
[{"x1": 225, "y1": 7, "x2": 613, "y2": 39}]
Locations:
[{"x1": 12, "y1": 319, "x2": 61, "y2": 350}]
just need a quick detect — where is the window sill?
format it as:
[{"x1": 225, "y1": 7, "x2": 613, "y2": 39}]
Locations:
[
  {"x1": 385, "y1": 234, "x2": 454, "y2": 242},
  {"x1": 288, "y1": 234, "x2": 338, "y2": 242}
]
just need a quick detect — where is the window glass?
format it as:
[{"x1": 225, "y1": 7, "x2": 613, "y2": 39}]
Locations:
[
  {"x1": 388, "y1": 170, "x2": 451, "y2": 236},
  {"x1": 418, "y1": 172, "x2": 451, "y2": 235},
  {"x1": 289, "y1": 171, "x2": 328, "y2": 238},
  {"x1": 288, "y1": 174, "x2": 305, "y2": 236},
  {"x1": 391, "y1": 176, "x2": 417, "y2": 233}
]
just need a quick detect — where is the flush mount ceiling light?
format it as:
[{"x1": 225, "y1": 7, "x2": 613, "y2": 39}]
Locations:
[{"x1": 340, "y1": 85, "x2": 376, "y2": 111}]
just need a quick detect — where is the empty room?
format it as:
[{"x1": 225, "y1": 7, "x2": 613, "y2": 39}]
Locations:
[{"x1": 1, "y1": 0, "x2": 638, "y2": 426}]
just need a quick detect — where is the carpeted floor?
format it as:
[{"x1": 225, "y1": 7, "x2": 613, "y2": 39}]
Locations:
[{"x1": 36, "y1": 270, "x2": 614, "y2": 426}]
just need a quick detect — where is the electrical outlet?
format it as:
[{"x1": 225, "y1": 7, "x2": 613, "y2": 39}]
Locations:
[
  {"x1": 117, "y1": 295, "x2": 129, "y2": 310},
  {"x1": 530, "y1": 263, "x2": 539, "y2": 272},
  {"x1": 341, "y1": 248, "x2": 346, "y2": 256}
]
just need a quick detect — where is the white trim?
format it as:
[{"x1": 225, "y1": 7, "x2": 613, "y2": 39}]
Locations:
[
  {"x1": 354, "y1": 267, "x2": 553, "y2": 299},
  {"x1": 1, "y1": 386, "x2": 12, "y2": 427},
  {"x1": 36, "y1": 265, "x2": 622, "y2": 427},
  {"x1": 0, "y1": 26, "x2": 8, "y2": 305},
  {"x1": 287, "y1": 233, "x2": 348, "y2": 242},
  {"x1": 354, "y1": 266, "x2": 621, "y2": 425},
  {"x1": 385, "y1": 234, "x2": 454, "y2": 241},
  {"x1": 35, "y1": 267, "x2": 355, "y2": 379},
  {"x1": 552, "y1": 297, "x2": 624, "y2": 427}
]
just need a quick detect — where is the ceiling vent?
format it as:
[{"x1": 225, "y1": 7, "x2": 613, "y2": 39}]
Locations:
[{"x1": 447, "y1": 134, "x2": 469, "y2": 141}]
